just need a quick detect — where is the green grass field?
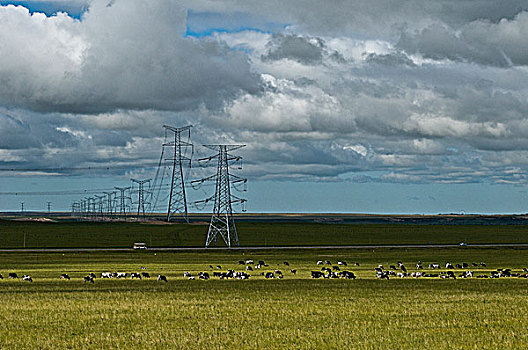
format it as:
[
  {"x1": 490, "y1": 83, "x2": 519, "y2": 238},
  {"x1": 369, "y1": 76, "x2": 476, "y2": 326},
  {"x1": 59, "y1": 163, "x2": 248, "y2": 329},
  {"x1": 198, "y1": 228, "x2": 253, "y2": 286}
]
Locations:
[
  {"x1": 2, "y1": 219, "x2": 528, "y2": 247},
  {"x1": 0, "y1": 247, "x2": 527, "y2": 349}
]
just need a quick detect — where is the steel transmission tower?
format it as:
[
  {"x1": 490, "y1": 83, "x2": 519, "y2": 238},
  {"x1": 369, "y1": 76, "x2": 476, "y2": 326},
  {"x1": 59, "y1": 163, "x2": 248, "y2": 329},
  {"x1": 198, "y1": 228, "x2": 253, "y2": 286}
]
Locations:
[
  {"x1": 103, "y1": 191, "x2": 116, "y2": 217},
  {"x1": 115, "y1": 186, "x2": 131, "y2": 217},
  {"x1": 163, "y1": 125, "x2": 193, "y2": 222},
  {"x1": 193, "y1": 145, "x2": 247, "y2": 247},
  {"x1": 131, "y1": 179, "x2": 151, "y2": 217}
]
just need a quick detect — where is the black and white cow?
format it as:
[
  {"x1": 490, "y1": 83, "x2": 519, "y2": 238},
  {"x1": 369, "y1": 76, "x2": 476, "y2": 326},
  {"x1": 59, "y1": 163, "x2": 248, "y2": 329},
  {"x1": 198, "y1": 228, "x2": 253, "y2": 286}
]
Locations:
[
  {"x1": 84, "y1": 276, "x2": 94, "y2": 283},
  {"x1": 157, "y1": 275, "x2": 168, "y2": 282},
  {"x1": 22, "y1": 275, "x2": 33, "y2": 282}
]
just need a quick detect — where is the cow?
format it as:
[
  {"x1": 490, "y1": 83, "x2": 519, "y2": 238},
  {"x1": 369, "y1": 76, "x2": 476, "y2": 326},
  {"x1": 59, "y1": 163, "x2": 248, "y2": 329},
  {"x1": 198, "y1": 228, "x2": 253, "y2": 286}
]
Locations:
[
  {"x1": 317, "y1": 261, "x2": 323, "y2": 265},
  {"x1": 216, "y1": 265, "x2": 222, "y2": 269},
  {"x1": 199, "y1": 272, "x2": 210, "y2": 280},
  {"x1": 290, "y1": 269, "x2": 297, "y2": 275},
  {"x1": 339, "y1": 271, "x2": 356, "y2": 279},
  {"x1": 480, "y1": 262, "x2": 486, "y2": 267},
  {"x1": 325, "y1": 260, "x2": 332, "y2": 265},
  {"x1": 141, "y1": 272, "x2": 151, "y2": 278},
  {"x1": 183, "y1": 272, "x2": 192, "y2": 278},
  {"x1": 22, "y1": 275, "x2": 33, "y2": 282},
  {"x1": 0, "y1": 273, "x2": 3, "y2": 279},
  {"x1": 416, "y1": 263, "x2": 423, "y2": 270},
  {"x1": 188, "y1": 276, "x2": 195, "y2": 280},
  {"x1": 311, "y1": 271, "x2": 323, "y2": 279},
  {"x1": 283, "y1": 262, "x2": 290, "y2": 266},
  {"x1": 235, "y1": 272, "x2": 250, "y2": 280},
  {"x1": 246, "y1": 266, "x2": 253, "y2": 271},
  {"x1": 157, "y1": 275, "x2": 168, "y2": 282},
  {"x1": 131, "y1": 273, "x2": 142, "y2": 279},
  {"x1": 265, "y1": 272, "x2": 275, "y2": 279},
  {"x1": 258, "y1": 261, "x2": 265, "y2": 265},
  {"x1": 238, "y1": 261, "x2": 245, "y2": 265},
  {"x1": 245, "y1": 260, "x2": 254, "y2": 265},
  {"x1": 389, "y1": 265, "x2": 397, "y2": 270},
  {"x1": 400, "y1": 265, "x2": 407, "y2": 273},
  {"x1": 88, "y1": 273, "x2": 97, "y2": 279},
  {"x1": 462, "y1": 263, "x2": 469, "y2": 268},
  {"x1": 446, "y1": 263, "x2": 454, "y2": 269},
  {"x1": 376, "y1": 271, "x2": 390, "y2": 280},
  {"x1": 60, "y1": 274, "x2": 70, "y2": 280},
  {"x1": 332, "y1": 266, "x2": 340, "y2": 271},
  {"x1": 84, "y1": 276, "x2": 94, "y2": 283},
  {"x1": 8, "y1": 273, "x2": 18, "y2": 279},
  {"x1": 337, "y1": 261, "x2": 347, "y2": 266},
  {"x1": 500, "y1": 269, "x2": 512, "y2": 277}
]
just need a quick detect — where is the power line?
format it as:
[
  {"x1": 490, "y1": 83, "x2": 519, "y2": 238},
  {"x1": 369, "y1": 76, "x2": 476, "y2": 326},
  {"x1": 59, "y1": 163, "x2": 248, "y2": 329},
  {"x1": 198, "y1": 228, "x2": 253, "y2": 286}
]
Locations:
[
  {"x1": 0, "y1": 184, "x2": 172, "y2": 196},
  {"x1": 0, "y1": 162, "x2": 162, "y2": 173}
]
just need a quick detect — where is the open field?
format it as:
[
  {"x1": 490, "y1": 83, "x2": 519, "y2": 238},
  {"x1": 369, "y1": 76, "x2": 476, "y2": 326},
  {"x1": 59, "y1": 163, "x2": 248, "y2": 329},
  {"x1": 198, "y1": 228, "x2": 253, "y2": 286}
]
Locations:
[
  {"x1": 0, "y1": 247, "x2": 527, "y2": 349},
  {"x1": 2, "y1": 219, "x2": 528, "y2": 248}
]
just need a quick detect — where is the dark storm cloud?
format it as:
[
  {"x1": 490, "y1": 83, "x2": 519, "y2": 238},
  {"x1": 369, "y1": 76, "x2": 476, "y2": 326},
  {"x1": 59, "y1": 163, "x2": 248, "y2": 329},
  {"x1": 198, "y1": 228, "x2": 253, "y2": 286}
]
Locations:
[
  {"x1": 262, "y1": 34, "x2": 324, "y2": 64},
  {"x1": 398, "y1": 12, "x2": 528, "y2": 67}
]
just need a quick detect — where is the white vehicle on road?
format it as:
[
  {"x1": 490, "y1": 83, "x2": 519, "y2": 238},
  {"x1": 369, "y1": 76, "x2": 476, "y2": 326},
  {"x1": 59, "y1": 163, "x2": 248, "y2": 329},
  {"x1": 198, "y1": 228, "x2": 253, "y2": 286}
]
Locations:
[{"x1": 133, "y1": 242, "x2": 147, "y2": 250}]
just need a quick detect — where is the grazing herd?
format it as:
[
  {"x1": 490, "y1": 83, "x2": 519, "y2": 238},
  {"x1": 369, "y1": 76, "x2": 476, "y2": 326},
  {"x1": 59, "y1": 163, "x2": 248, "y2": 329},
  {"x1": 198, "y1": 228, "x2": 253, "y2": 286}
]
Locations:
[
  {"x1": 311, "y1": 260, "x2": 357, "y2": 279},
  {"x1": 181, "y1": 259, "x2": 296, "y2": 280},
  {"x1": 0, "y1": 258, "x2": 526, "y2": 283},
  {"x1": 374, "y1": 260, "x2": 528, "y2": 280},
  {"x1": 0, "y1": 270, "x2": 168, "y2": 284}
]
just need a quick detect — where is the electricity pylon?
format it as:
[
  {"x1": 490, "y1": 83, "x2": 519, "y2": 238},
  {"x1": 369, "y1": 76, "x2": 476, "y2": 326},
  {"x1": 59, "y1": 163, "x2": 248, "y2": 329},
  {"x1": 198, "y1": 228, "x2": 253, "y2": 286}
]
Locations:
[
  {"x1": 193, "y1": 145, "x2": 247, "y2": 247},
  {"x1": 103, "y1": 191, "x2": 116, "y2": 217},
  {"x1": 94, "y1": 195, "x2": 105, "y2": 218},
  {"x1": 115, "y1": 186, "x2": 131, "y2": 217},
  {"x1": 163, "y1": 125, "x2": 193, "y2": 222},
  {"x1": 131, "y1": 178, "x2": 151, "y2": 218}
]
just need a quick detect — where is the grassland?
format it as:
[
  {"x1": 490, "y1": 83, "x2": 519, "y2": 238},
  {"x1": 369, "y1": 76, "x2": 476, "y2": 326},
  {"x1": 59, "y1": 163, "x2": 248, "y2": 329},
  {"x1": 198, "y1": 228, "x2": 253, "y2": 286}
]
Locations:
[
  {"x1": 2, "y1": 219, "x2": 528, "y2": 248},
  {"x1": 0, "y1": 247, "x2": 527, "y2": 349}
]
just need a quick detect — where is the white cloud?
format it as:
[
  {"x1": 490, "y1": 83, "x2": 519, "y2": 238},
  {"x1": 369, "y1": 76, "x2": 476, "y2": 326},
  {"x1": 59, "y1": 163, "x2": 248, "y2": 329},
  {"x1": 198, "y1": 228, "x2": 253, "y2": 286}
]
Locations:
[{"x1": 2, "y1": 0, "x2": 528, "y2": 187}]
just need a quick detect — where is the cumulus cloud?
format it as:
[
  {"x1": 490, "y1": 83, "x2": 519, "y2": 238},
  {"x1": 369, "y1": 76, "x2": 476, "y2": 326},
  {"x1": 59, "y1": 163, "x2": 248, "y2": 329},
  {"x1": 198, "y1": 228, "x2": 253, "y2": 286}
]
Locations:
[
  {"x1": 2, "y1": 0, "x2": 528, "y2": 188},
  {"x1": 0, "y1": 1, "x2": 259, "y2": 113},
  {"x1": 398, "y1": 12, "x2": 528, "y2": 67}
]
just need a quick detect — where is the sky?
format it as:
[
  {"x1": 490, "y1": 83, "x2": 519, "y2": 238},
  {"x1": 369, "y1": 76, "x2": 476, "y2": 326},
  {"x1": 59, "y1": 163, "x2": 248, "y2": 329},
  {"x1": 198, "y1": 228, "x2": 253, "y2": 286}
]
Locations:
[{"x1": 1, "y1": 0, "x2": 528, "y2": 214}]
